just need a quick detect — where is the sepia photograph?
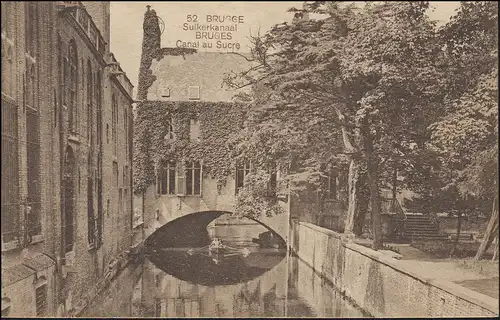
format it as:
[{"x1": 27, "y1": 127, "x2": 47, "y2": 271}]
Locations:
[{"x1": 1, "y1": 1, "x2": 498, "y2": 318}]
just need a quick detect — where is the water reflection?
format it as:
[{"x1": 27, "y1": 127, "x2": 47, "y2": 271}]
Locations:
[
  {"x1": 82, "y1": 222, "x2": 367, "y2": 318},
  {"x1": 147, "y1": 221, "x2": 286, "y2": 286}
]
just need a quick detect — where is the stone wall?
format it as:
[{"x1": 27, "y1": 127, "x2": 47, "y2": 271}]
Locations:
[{"x1": 291, "y1": 220, "x2": 499, "y2": 317}]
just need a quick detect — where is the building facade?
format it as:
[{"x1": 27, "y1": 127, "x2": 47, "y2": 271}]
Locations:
[
  {"x1": 1, "y1": 1, "x2": 134, "y2": 317},
  {"x1": 134, "y1": 6, "x2": 260, "y2": 241},
  {"x1": 133, "y1": 6, "x2": 360, "y2": 244}
]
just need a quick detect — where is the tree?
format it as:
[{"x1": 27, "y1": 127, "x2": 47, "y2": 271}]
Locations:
[
  {"x1": 429, "y1": 1, "x2": 498, "y2": 260},
  {"x1": 226, "y1": 1, "x2": 446, "y2": 250}
]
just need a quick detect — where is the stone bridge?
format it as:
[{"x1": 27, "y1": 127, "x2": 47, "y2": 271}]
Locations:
[
  {"x1": 145, "y1": 210, "x2": 289, "y2": 250},
  {"x1": 137, "y1": 183, "x2": 290, "y2": 250}
]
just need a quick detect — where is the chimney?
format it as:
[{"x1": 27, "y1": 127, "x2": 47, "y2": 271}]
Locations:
[{"x1": 137, "y1": 5, "x2": 162, "y2": 100}]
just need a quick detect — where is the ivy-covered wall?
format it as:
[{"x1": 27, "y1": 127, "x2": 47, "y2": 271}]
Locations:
[{"x1": 133, "y1": 100, "x2": 247, "y2": 195}]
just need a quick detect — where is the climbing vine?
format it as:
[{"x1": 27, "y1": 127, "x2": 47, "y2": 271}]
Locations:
[{"x1": 133, "y1": 100, "x2": 246, "y2": 195}]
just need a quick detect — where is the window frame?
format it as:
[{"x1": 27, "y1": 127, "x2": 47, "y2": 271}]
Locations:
[
  {"x1": 67, "y1": 40, "x2": 78, "y2": 133},
  {"x1": 185, "y1": 161, "x2": 202, "y2": 196},
  {"x1": 1, "y1": 97, "x2": 20, "y2": 245},
  {"x1": 62, "y1": 146, "x2": 76, "y2": 256},
  {"x1": 157, "y1": 160, "x2": 176, "y2": 195},
  {"x1": 235, "y1": 160, "x2": 251, "y2": 194},
  {"x1": 35, "y1": 284, "x2": 48, "y2": 316}
]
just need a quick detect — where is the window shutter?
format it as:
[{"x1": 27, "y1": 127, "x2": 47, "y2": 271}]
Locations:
[
  {"x1": 199, "y1": 162, "x2": 203, "y2": 197},
  {"x1": 176, "y1": 162, "x2": 185, "y2": 196},
  {"x1": 155, "y1": 163, "x2": 160, "y2": 195}
]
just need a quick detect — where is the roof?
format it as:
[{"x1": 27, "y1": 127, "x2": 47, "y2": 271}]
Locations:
[{"x1": 147, "y1": 51, "x2": 254, "y2": 102}]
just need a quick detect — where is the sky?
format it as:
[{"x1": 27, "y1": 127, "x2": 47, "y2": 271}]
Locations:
[{"x1": 110, "y1": 1, "x2": 461, "y2": 97}]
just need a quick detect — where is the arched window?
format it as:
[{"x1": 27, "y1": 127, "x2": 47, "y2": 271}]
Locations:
[
  {"x1": 63, "y1": 146, "x2": 76, "y2": 254},
  {"x1": 68, "y1": 40, "x2": 78, "y2": 132}
]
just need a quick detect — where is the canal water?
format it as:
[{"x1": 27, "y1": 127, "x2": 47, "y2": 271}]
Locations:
[{"x1": 81, "y1": 219, "x2": 367, "y2": 317}]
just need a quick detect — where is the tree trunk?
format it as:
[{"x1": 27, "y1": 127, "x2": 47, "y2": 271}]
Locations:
[
  {"x1": 492, "y1": 235, "x2": 499, "y2": 261},
  {"x1": 336, "y1": 108, "x2": 363, "y2": 236},
  {"x1": 450, "y1": 212, "x2": 463, "y2": 257},
  {"x1": 392, "y1": 166, "x2": 397, "y2": 200},
  {"x1": 362, "y1": 127, "x2": 382, "y2": 250},
  {"x1": 344, "y1": 159, "x2": 359, "y2": 234},
  {"x1": 354, "y1": 168, "x2": 369, "y2": 236},
  {"x1": 474, "y1": 193, "x2": 499, "y2": 261}
]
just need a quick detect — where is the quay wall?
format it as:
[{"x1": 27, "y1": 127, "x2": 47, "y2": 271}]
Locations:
[{"x1": 290, "y1": 220, "x2": 499, "y2": 317}]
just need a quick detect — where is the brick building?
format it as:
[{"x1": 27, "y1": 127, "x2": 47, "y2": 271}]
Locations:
[{"x1": 1, "y1": 2, "x2": 134, "y2": 317}]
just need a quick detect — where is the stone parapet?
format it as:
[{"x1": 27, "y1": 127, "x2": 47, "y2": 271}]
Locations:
[{"x1": 292, "y1": 220, "x2": 499, "y2": 317}]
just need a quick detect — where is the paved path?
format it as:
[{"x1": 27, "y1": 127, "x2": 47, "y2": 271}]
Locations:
[{"x1": 392, "y1": 244, "x2": 499, "y2": 299}]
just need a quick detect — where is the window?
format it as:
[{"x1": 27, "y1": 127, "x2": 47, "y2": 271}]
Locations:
[
  {"x1": 235, "y1": 161, "x2": 250, "y2": 194},
  {"x1": 164, "y1": 120, "x2": 175, "y2": 141},
  {"x1": 160, "y1": 87, "x2": 170, "y2": 98},
  {"x1": 113, "y1": 161, "x2": 118, "y2": 186},
  {"x1": 96, "y1": 71, "x2": 103, "y2": 147},
  {"x1": 106, "y1": 124, "x2": 110, "y2": 144},
  {"x1": 119, "y1": 189, "x2": 123, "y2": 215},
  {"x1": 68, "y1": 40, "x2": 78, "y2": 132},
  {"x1": 188, "y1": 86, "x2": 200, "y2": 100},
  {"x1": 112, "y1": 94, "x2": 117, "y2": 155},
  {"x1": 1, "y1": 98, "x2": 20, "y2": 243},
  {"x1": 157, "y1": 161, "x2": 176, "y2": 195},
  {"x1": 54, "y1": 89, "x2": 58, "y2": 127},
  {"x1": 124, "y1": 165, "x2": 129, "y2": 187},
  {"x1": 63, "y1": 146, "x2": 76, "y2": 254},
  {"x1": 189, "y1": 118, "x2": 200, "y2": 142},
  {"x1": 155, "y1": 274, "x2": 161, "y2": 288},
  {"x1": 325, "y1": 172, "x2": 338, "y2": 200},
  {"x1": 96, "y1": 174, "x2": 103, "y2": 248},
  {"x1": 265, "y1": 164, "x2": 277, "y2": 197},
  {"x1": 185, "y1": 161, "x2": 201, "y2": 196},
  {"x1": 1, "y1": 2, "x2": 14, "y2": 39},
  {"x1": 26, "y1": 106, "x2": 41, "y2": 238},
  {"x1": 25, "y1": 64, "x2": 36, "y2": 109},
  {"x1": 25, "y1": 2, "x2": 37, "y2": 57},
  {"x1": 35, "y1": 284, "x2": 47, "y2": 316},
  {"x1": 124, "y1": 109, "x2": 128, "y2": 157},
  {"x1": 88, "y1": 157, "x2": 95, "y2": 247},
  {"x1": 155, "y1": 299, "x2": 162, "y2": 317},
  {"x1": 1, "y1": 2, "x2": 15, "y2": 96},
  {"x1": 87, "y1": 60, "x2": 93, "y2": 143},
  {"x1": 57, "y1": 35, "x2": 65, "y2": 107}
]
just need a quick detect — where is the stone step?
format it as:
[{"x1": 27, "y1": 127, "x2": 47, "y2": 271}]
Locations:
[
  {"x1": 405, "y1": 225, "x2": 439, "y2": 229},
  {"x1": 405, "y1": 226, "x2": 440, "y2": 231},
  {"x1": 404, "y1": 224, "x2": 438, "y2": 228},
  {"x1": 403, "y1": 235, "x2": 449, "y2": 240},
  {"x1": 404, "y1": 217, "x2": 434, "y2": 221},
  {"x1": 405, "y1": 230, "x2": 442, "y2": 234}
]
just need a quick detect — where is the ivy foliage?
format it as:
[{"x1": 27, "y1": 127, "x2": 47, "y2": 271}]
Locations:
[{"x1": 133, "y1": 100, "x2": 247, "y2": 195}]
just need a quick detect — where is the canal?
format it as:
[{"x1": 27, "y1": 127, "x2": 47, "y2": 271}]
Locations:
[{"x1": 81, "y1": 219, "x2": 367, "y2": 317}]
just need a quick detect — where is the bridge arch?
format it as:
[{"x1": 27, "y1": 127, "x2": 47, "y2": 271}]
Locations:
[{"x1": 145, "y1": 210, "x2": 287, "y2": 250}]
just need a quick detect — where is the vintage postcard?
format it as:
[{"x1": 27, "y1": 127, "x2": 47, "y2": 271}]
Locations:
[{"x1": 1, "y1": 1, "x2": 498, "y2": 318}]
